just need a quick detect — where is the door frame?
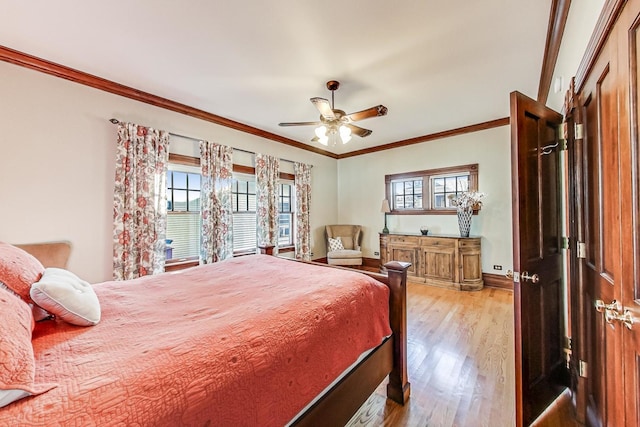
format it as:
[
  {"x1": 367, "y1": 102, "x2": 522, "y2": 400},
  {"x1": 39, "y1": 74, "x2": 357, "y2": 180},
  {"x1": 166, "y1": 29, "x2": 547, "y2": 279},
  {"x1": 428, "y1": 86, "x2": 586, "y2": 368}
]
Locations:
[{"x1": 562, "y1": 79, "x2": 589, "y2": 424}]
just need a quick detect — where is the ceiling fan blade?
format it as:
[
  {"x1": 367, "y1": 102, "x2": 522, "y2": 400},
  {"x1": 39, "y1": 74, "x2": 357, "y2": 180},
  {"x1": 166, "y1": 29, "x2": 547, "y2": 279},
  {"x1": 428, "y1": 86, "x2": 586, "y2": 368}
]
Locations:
[
  {"x1": 346, "y1": 123, "x2": 373, "y2": 138},
  {"x1": 344, "y1": 105, "x2": 388, "y2": 122},
  {"x1": 310, "y1": 97, "x2": 336, "y2": 120},
  {"x1": 278, "y1": 121, "x2": 322, "y2": 127},
  {"x1": 311, "y1": 136, "x2": 328, "y2": 146}
]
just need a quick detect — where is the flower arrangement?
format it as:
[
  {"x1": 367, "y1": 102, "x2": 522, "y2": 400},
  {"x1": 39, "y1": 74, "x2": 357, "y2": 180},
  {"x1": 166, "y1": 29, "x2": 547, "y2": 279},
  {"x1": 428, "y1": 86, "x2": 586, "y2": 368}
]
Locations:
[{"x1": 448, "y1": 191, "x2": 486, "y2": 210}]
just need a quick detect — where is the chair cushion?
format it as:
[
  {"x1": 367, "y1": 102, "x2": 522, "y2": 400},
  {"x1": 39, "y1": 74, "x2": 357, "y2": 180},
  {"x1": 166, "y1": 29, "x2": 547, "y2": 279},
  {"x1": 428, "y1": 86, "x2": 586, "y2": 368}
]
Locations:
[
  {"x1": 327, "y1": 249, "x2": 362, "y2": 259},
  {"x1": 327, "y1": 255, "x2": 363, "y2": 266},
  {"x1": 337, "y1": 236, "x2": 354, "y2": 250},
  {"x1": 327, "y1": 237, "x2": 344, "y2": 252}
]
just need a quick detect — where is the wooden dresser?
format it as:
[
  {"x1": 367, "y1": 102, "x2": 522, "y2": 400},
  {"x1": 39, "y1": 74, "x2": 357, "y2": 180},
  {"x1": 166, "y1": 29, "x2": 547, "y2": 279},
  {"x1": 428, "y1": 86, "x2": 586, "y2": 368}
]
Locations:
[{"x1": 379, "y1": 233, "x2": 483, "y2": 291}]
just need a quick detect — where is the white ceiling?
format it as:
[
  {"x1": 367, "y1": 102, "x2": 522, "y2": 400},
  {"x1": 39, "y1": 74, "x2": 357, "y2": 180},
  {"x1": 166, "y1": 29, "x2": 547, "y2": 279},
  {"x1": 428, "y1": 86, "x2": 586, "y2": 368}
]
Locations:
[{"x1": 0, "y1": 0, "x2": 551, "y2": 155}]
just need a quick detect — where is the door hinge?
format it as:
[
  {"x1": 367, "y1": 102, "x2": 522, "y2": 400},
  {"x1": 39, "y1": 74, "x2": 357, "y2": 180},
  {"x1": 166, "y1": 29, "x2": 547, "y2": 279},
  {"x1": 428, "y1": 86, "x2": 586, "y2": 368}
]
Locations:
[
  {"x1": 554, "y1": 122, "x2": 569, "y2": 151},
  {"x1": 577, "y1": 242, "x2": 587, "y2": 259},
  {"x1": 560, "y1": 122, "x2": 568, "y2": 140},
  {"x1": 558, "y1": 124, "x2": 569, "y2": 151},
  {"x1": 562, "y1": 236, "x2": 570, "y2": 249},
  {"x1": 574, "y1": 123, "x2": 584, "y2": 140},
  {"x1": 579, "y1": 360, "x2": 588, "y2": 378}
]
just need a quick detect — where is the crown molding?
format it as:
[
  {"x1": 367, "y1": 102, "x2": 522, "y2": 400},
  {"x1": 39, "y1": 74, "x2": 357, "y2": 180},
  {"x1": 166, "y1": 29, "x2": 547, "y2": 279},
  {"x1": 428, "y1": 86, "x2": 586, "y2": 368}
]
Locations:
[
  {"x1": 0, "y1": 45, "x2": 338, "y2": 159},
  {"x1": 1, "y1": 45, "x2": 511, "y2": 160},
  {"x1": 336, "y1": 118, "x2": 510, "y2": 159},
  {"x1": 538, "y1": 0, "x2": 571, "y2": 104}
]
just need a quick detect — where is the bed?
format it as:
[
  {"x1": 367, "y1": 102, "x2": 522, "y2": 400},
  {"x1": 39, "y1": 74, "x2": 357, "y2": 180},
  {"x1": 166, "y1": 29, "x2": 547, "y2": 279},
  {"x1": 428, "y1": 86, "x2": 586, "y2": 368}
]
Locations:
[{"x1": 0, "y1": 242, "x2": 409, "y2": 426}]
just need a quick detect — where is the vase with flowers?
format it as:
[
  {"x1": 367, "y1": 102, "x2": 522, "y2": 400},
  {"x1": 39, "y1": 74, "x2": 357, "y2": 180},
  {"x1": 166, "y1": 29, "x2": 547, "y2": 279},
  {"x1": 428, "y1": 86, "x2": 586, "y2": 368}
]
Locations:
[{"x1": 448, "y1": 191, "x2": 486, "y2": 237}]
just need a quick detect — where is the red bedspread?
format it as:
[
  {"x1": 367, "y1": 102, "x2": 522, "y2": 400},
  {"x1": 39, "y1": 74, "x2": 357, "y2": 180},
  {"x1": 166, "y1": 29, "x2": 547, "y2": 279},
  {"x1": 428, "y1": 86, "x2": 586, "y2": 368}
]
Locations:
[{"x1": 2, "y1": 255, "x2": 391, "y2": 426}]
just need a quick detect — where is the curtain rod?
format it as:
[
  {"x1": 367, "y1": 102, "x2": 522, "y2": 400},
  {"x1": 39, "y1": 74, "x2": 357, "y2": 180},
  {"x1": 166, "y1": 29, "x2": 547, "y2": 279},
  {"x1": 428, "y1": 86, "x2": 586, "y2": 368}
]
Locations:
[{"x1": 109, "y1": 118, "x2": 309, "y2": 167}]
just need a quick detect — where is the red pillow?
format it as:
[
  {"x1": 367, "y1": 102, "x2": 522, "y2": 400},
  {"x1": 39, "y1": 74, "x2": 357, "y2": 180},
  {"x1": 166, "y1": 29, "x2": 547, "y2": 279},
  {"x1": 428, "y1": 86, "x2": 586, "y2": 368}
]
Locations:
[
  {"x1": 0, "y1": 242, "x2": 45, "y2": 303},
  {"x1": 0, "y1": 287, "x2": 55, "y2": 407}
]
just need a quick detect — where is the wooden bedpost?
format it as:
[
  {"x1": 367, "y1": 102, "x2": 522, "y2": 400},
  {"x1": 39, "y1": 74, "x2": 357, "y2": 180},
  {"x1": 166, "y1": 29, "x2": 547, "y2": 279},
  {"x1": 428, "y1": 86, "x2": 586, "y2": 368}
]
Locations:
[
  {"x1": 384, "y1": 261, "x2": 411, "y2": 405},
  {"x1": 257, "y1": 244, "x2": 275, "y2": 256}
]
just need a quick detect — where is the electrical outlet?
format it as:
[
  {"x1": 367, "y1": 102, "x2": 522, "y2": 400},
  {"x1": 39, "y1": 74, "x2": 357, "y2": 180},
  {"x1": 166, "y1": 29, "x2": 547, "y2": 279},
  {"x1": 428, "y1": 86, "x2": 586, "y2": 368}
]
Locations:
[
  {"x1": 310, "y1": 252, "x2": 314, "y2": 257},
  {"x1": 374, "y1": 251, "x2": 380, "y2": 256},
  {"x1": 493, "y1": 265, "x2": 503, "y2": 271}
]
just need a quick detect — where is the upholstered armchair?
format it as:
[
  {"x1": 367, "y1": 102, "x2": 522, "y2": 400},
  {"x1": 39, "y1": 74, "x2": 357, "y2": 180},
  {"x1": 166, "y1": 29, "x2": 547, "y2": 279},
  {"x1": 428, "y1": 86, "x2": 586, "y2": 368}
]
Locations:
[{"x1": 325, "y1": 225, "x2": 363, "y2": 266}]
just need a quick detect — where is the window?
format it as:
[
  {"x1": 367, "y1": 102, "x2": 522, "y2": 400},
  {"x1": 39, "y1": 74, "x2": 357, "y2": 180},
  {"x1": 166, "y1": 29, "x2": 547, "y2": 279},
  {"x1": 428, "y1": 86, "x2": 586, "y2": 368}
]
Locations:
[
  {"x1": 166, "y1": 168, "x2": 201, "y2": 260},
  {"x1": 385, "y1": 164, "x2": 478, "y2": 214},
  {"x1": 230, "y1": 177, "x2": 295, "y2": 251},
  {"x1": 232, "y1": 176, "x2": 257, "y2": 252},
  {"x1": 392, "y1": 179, "x2": 423, "y2": 210},
  {"x1": 278, "y1": 183, "x2": 293, "y2": 246},
  {"x1": 431, "y1": 173, "x2": 470, "y2": 208},
  {"x1": 165, "y1": 155, "x2": 296, "y2": 263}
]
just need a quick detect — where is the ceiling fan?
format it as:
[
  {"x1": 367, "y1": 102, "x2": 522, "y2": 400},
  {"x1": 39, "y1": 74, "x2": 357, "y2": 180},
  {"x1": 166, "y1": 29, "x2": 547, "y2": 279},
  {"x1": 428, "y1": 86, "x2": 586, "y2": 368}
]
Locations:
[{"x1": 278, "y1": 80, "x2": 388, "y2": 146}]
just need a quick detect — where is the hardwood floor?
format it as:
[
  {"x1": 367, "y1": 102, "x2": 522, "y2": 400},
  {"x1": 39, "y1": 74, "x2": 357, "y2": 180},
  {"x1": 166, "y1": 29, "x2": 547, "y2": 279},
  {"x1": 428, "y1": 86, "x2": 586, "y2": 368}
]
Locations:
[{"x1": 347, "y1": 282, "x2": 516, "y2": 427}]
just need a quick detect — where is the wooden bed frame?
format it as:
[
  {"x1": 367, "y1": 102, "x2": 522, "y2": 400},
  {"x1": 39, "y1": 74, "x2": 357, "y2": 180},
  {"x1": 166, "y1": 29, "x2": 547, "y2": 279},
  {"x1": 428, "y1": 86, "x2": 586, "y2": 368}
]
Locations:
[{"x1": 18, "y1": 242, "x2": 411, "y2": 426}]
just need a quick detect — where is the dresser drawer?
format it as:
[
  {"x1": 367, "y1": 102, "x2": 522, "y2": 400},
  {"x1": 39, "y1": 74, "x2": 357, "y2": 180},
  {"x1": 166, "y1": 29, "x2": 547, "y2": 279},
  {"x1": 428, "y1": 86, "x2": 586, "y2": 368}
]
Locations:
[
  {"x1": 459, "y1": 238, "x2": 480, "y2": 248},
  {"x1": 421, "y1": 237, "x2": 455, "y2": 248},
  {"x1": 389, "y1": 235, "x2": 420, "y2": 245}
]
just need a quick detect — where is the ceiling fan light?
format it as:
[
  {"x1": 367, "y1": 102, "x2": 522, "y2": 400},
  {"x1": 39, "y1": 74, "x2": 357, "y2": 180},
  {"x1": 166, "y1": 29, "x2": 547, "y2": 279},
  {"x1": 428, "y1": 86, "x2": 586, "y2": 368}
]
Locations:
[
  {"x1": 339, "y1": 125, "x2": 352, "y2": 144},
  {"x1": 315, "y1": 125, "x2": 327, "y2": 139},
  {"x1": 279, "y1": 81, "x2": 385, "y2": 147}
]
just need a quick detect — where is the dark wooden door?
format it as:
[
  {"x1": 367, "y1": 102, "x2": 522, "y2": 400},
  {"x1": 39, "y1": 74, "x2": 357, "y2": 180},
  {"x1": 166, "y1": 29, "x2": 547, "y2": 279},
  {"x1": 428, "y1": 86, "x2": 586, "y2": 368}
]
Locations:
[
  {"x1": 577, "y1": 33, "x2": 624, "y2": 427},
  {"x1": 510, "y1": 91, "x2": 566, "y2": 426},
  {"x1": 623, "y1": 3, "x2": 640, "y2": 423},
  {"x1": 574, "y1": 1, "x2": 640, "y2": 425}
]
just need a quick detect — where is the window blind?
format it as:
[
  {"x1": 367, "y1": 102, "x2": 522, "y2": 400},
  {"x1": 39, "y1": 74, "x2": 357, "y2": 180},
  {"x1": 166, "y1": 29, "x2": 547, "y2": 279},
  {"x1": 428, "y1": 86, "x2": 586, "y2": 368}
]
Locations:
[
  {"x1": 233, "y1": 212, "x2": 257, "y2": 252},
  {"x1": 167, "y1": 212, "x2": 201, "y2": 259}
]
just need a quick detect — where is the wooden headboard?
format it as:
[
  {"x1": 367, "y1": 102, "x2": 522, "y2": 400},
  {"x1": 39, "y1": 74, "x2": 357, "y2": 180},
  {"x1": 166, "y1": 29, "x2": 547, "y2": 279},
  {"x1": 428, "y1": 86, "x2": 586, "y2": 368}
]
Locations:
[{"x1": 15, "y1": 241, "x2": 72, "y2": 269}]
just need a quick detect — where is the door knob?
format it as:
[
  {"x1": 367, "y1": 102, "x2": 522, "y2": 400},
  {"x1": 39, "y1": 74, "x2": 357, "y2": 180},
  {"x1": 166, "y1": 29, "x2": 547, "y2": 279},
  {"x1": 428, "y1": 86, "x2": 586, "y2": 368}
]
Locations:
[
  {"x1": 595, "y1": 299, "x2": 620, "y2": 313},
  {"x1": 595, "y1": 299, "x2": 634, "y2": 329},
  {"x1": 505, "y1": 270, "x2": 538, "y2": 283},
  {"x1": 609, "y1": 309, "x2": 635, "y2": 330}
]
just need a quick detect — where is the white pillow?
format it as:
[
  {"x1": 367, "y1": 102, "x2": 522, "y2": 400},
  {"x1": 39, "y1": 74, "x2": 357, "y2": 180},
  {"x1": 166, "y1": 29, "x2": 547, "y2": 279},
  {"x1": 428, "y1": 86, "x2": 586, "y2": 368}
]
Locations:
[
  {"x1": 328, "y1": 237, "x2": 345, "y2": 252},
  {"x1": 0, "y1": 390, "x2": 30, "y2": 408},
  {"x1": 30, "y1": 268, "x2": 101, "y2": 326}
]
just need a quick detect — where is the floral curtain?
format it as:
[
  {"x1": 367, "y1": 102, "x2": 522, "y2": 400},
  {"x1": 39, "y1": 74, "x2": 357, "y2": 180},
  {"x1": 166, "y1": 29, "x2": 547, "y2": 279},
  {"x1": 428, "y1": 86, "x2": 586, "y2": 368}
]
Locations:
[
  {"x1": 255, "y1": 154, "x2": 280, "y2": 254},
  {"x1": 113, "y1": 122, "x2": 169, "y2": 280},
  {"x1": 199, "y1": 141, "x2": 234, "y2": 264},
  {"x1": 294, "y1": 162, "x2": 312, "y2": 261}
]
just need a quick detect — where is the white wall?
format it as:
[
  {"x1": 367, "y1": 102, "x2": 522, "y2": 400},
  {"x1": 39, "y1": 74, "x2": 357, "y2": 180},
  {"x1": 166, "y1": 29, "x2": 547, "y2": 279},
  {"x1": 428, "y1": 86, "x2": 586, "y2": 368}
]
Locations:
[
  {"x1": 0, "y1": 61, "x2": 338, "y2": 282},
  {"x1": 547, "y1": 0, "x2": 605, "y2": 112},
  {"x1": 5, "y1": 0, "x2": 604, "y2": 284},
  {"x1": 337, "y1": 125, "x2": 513, "y2": 274}
]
